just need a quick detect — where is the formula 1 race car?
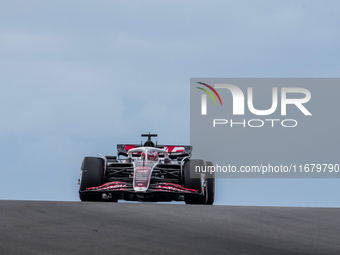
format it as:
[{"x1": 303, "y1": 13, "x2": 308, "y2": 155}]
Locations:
[{"x1": 78, "y1": 133, "x2": 215, "y2": 204}]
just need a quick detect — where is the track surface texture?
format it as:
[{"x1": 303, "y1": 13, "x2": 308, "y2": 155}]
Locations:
[{"x1": 0, "y1": 201, "x2": 339, "y2": 255}]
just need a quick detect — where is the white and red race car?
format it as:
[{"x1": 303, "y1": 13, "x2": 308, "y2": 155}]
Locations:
[{"x1": 78, "y1": 133, "x2": 215, "y2": 204}]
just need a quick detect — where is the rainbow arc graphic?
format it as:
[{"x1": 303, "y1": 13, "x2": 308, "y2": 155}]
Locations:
[
  {"x1": 196, "y1": 82, "x2": 222, "y2": 115},
  {"x1": 196, "y1": 82, "x2": 223, "y2": 106}
]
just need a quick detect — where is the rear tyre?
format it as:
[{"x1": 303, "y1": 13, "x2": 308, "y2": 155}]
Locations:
[
  {"x1": 205, "y1": 161, "x2": 215, "y2": 205},
  {"x1": 183, "y1": 159, "x2": 207, "y2": 204},
  {"x1": 79, "y1": 157, "x2": 104, "y2": 201}
]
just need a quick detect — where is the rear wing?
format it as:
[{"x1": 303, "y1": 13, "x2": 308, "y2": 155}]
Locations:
[{"x1": 117, "y1": 144, "x2": 192, "y2": 159}]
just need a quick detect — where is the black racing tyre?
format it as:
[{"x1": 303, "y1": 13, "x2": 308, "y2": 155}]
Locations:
[
  {"x1": 205, "y1": 161, "x2": 215, "y2": 205},
  {"x1": 183, "y1": 159, "x2": 207, "y2": 204},
  {"x1": 79, "y1": 157, "x2": 104, "y2": 201}
]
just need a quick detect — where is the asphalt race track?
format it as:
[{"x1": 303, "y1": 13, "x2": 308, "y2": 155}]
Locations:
[{"x1": 0, "y1": 201, "x2": 339, "y2": 255}]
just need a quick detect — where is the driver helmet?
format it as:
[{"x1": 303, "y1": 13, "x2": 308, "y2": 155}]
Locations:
[
  {"x1": 141, "y1": 151, "x2": 158, "y2": 161},
  {"x1": 148, "y1": 151, "x2": 158, "y2": 161}
]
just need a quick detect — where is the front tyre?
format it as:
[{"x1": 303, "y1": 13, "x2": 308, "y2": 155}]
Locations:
[
  {"x1": 183, "y1": 159, "x2": 207, "y2": 204},
  {"x1": 205, "y1": 161, "x2": 215, "y2": 205},
  {"x1": 79, "y1": 157, "x2": 104, "y2": 201}
]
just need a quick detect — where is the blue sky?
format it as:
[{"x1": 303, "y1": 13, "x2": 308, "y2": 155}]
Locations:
[{"x1": 0, "y1": 1, "x2": 339, "y2": 206}]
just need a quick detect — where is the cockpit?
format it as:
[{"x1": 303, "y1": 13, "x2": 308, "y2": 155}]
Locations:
[{"x1": 128, "y1": 147, "x2": 168, "y2": 163}]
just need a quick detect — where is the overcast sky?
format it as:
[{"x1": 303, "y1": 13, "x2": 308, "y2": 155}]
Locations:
[{"x1": 0, "y1": 1, "x2": 339, "y2": 206}]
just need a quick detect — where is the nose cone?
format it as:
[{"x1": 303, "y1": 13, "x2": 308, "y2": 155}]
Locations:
[
  {"x1": 133, "y1": 162, "x2": 154, "y2": 192},
  {"x1": 134, "y1": 186, "x2": 148, "y2": 192}
]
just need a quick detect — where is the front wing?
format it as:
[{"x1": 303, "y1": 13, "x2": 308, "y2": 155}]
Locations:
[{"x1": 82, "y1": 181, "x2": 201, "y2": 196}]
